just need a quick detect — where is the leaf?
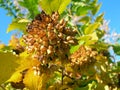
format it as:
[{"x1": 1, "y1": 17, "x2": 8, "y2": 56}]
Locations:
[
  {"x1": 0, "y1": 44, "x2": 5, "y2": 49},
  {"x1": 58, "y1": 0, "x2": 71, "y2": 14},
  {"x1": 0, "y1": 46, "x2": 12, "y2": 53},
  {"x1": 70, "y1": 41, "x2": 84, "y2": 53},
  {"x1": 95, "y1": 13, "x2": 104, "y2": 22},
  {"x1": 76, "y1": 6, "x2": 92, "y2": 16},
  {"x1": 92, "y1": 3, "x2": 101, "y2": 15},
  {"x1": 7, "y1": 19, "x2": 30, "y2": 33},
  {"x1": 23, "y1": 69, "x2": 48, "y2": 90},
  {"x1": 16, "y1": 52, "x2": 40, "y2": 71},
  {"x1": 84, "y1": 22, "x2": 100, "y2": 35},
  {"x1": 18, "y1": 0, "x2": 40, "y2": 18},
  {"x1": 96, "y1": 29, "x2": 105, "y2": 39},
  {"x1": 8, "y1": 35, "x2": 19, "y2": 48},
  {"x1": 112, "y1": 44, "x2": 120, "y2": 55},
  {"x1": 7, "y1": 71, "x2": 23, "y2": 83},
  {"x1": 89, "y1": 32, "x2": 98, "y2": 41},
  {"x1": 39, "y1": 0, "x2": 71, "y2": 15},
  {"x1": 79, "y1": 16, "x2": 91, "y2": 24},
  {"x1": 0, "y1": 52, "x2": 19, "y2": 84}
]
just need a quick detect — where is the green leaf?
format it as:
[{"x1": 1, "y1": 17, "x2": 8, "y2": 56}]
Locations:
[
  {"x1": 18, "y1": 0, "x2": 40, "y2": 18},
  {"x1": 70, "y1": 41, "x2": 84, "y2": 53},
  {"x1": 84, "y1": 22, "x2": 100, "y2": 35},
  {"x1": 112, "y1": 44, "x2": 120, "y2": 55},
  {"x1": 92, "y1": 3, "x2": 101, "y2": 15},
  {"x1": 96, "y1": 29, "x2": 105, "y2": 39},
  {"x1": 39, "y1": 0, "x2": 71, "y2": 15},
  {"x1": 58, "y1": 0, "x2": 71, "y2": 14},
  {"x1": 7, "y1": 19, "x2": 30, "y2": 33},
  {"x1": 95, "y1": 13, "x2": 104, "y2": 22},
  {"x1": 76, "y1": 6, "x2": 92, "y2": 16},
  {"x1": 79, "y1": 16, "x2": 90, "y2": 24}
]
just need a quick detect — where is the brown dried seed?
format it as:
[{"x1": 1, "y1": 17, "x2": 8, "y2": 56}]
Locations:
[
  {"x1": 58, "y1": 33, "x2": 63, "y2": 38},
  {"x1": 40, "y1": 45, "x2": 47, "y2": 52},
  {"x1": 47, "y1": 49, "x2": 52, "y2": 55},
  {"x1": 66, "y1": 36, "x2": 73, "y2": 41},
  {"x1": 68, "y1": 40, "x2": 75, "y2": 44}
]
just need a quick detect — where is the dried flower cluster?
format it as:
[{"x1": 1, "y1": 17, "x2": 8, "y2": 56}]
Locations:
[
  {"x1": 23, "y1": 11, "x2": 77, "y2": 64},
  {"x1": 70, "y1": 46, "x2": 98, "y2": 69}
]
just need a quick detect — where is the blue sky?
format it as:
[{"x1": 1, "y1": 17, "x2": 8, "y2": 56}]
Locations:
[
  {"x1": 99, "y1": 0, "x2": 120, "y2": 34},
  {"x1": 0, "y1": 1, "x2": 120, "y2": 44}
]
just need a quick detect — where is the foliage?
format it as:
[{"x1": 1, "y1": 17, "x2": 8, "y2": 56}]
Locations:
[{"x1": 0, "y1": 0, "x2": 120, "y2": 90}]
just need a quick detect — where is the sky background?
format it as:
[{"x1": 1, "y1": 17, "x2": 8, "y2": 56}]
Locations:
[{"x1": 0, "y1": 0, "x2": 120, "y2": 44}]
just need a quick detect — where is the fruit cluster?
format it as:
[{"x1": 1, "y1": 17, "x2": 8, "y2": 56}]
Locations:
[
  {"x1": 23, "y1": 11, "x2": 77, "y2": 64},
  {"x1": 70, "y1": 46, "x2": 98, "y2": 70}
]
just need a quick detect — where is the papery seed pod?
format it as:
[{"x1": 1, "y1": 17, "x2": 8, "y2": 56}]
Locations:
[
  {"x1": 66, "y1": 36, "x2": 73, "y2": 41},
  {"x1": 40, "y1": 45, "x2": 47, "y2": 52},
  {"x1": 23, "y1": 11, "x2": 78, "y2": 65},
  {"x1": 47, "y1": 23, "x2": 53, "y2": 30},
  {"x1": 58, "y1": 33, "x2": 64, "y2": 38}
]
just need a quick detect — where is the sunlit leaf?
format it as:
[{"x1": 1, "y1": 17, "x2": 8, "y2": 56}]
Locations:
[
  {"x1": 76, "y1": 6, "x2": 92, "y2": 16},
  {"x1": 70, "y1": 41, "x2": 84, "y2": 53},
  {"x1": 0, "y1": 52, "x2": 19, "y2": 84},
  {"x1": 7, "y1": 19, "x2": 30, "y2": 33},
  {"x1": 88, "y1": 81, "x2": 97, "y2": 90},
  {"x1": 92, "y1": 3, "x2": 101, "y2": 15},
  {"x1": 58, "y1": 0, "x2": 71, "y2": 14},
  {"x1": 8, "y1": 35, "x2": 19, "y2": 48},
  {"x1": 79, "y1": 16, "x2": 90, "y2": 24},
  {"x1": 18, "y1": 0, "x2": 40, "y2": 18},
  {"x1": 7, "y1": 71, "x2": 23, "y2": 83},
  {"x1": 96, "y1": 29, "x2": 105, "y2": 39},
  {"x1": 91, "y1": 0, "x2": 98, "y2": 5},
  {"x1": 0, "y1": 44, "x2": 5, "y2": 49},
  {"x1": 95, "y1": 13, "x2": 104, "y2": 22},
  {"x1": 39, "y1": 0, "x2": 71, "y2": 15},
  {"x1": 16, "y1": 52, "x2": 40, "y2": 71},
  {"x1": 23, "y1": 69, "x2": 48, "y2": 90},
  {"x1": 84, "y1": 22, "x2": 100, "y2": 35},
  {"x1": 89, "y1": 32, "x2": 98, "y2": 41}
]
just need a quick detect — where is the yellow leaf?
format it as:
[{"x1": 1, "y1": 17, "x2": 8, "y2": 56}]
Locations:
[
  {"x1": 6, "y1": 52, "x2": 40, "y2": 84},
  {"x1": 0, "y1": 52, "x2": 19, "y2": 84},
  {"x1": 23, "y1": 69, "x2": 48, "y2": 90},
  {"x1": 7, "y1": 71, "x2": 23, "y2": 83},
  {"x1": 9, "y1": 35, "x2": 19, "y2": 48},
  {"x1": 79, "y1": 16, "x2": 90, "y2": 24},
  {"x1": 95, "y1": 13, "x2": 104, "y2": 22},
  {"x1": 7, "y1": 19, "x2": 29, "y2": 33},
  {"x1": 17, "y1": 52, "x2": 40, "y2": 71},
  {"x1": 0, "y1": 44, "x2": 5, "y2": 49},
  {"x1": 84, "y1": 22, "x2": 100, "y2": 35},
  {"x1": 89, "y1": 32, "x2": 98, "y2": 40}
]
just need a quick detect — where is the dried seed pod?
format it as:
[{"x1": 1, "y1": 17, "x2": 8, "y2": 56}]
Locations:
[
  {"x1": 70, "y1": 46, "x2": 98, "y2": 71},
  {"x1": 66, "y1": 36, "x2": 73, "y2": 41},
  {"x1": 23, "y1": 11, "x2": 78, "y2": 65}
]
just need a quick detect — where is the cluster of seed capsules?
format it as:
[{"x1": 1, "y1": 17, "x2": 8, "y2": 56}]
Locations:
[
  {"x1": 23, "y1": 11, "x2": 77, "y2": 65},
  {"x1": 70, "y1": 46, "x2": 98, "y2": 70}
]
